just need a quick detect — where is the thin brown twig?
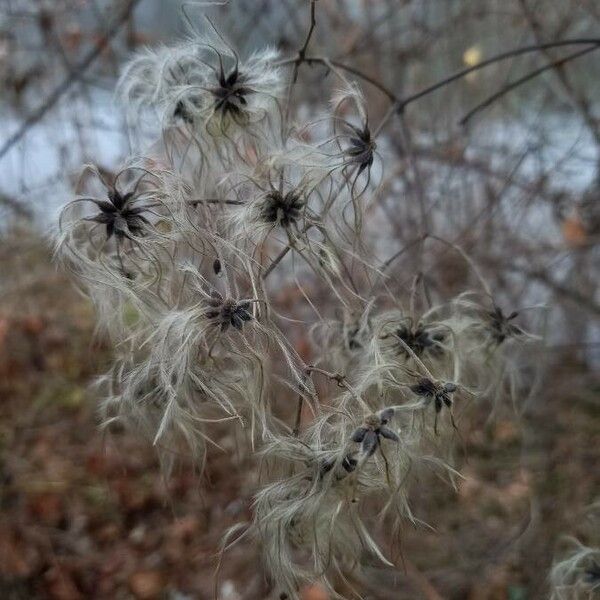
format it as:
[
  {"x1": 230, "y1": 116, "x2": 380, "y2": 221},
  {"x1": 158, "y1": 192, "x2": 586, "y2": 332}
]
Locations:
[
  {"x1": 518, "y1": 0, "x2": 600, "y2": 146},
  {"x1": 501, "y1": 261, "x2": 600, "y2": 317},
  {"x1": 297, "y1": 1, "x2": 317, "y2": 65},
  {"x1": 284, "y1": 0, "x2": 318, "y2": 123},
  {"x1": 277, "y1": 54, "x2": 397, "y2": 101},
  {"x1": 395, "y1": 38, "x2": 600, "y2": 113},
  {"x1": 292, "y1": 392, "x2": 305, "y2": 437},
  {"x1": 188, "y1": 198, "x2": 245, "y2": 206},
  {"x1": 397, "y1": 113, "x2": 429, "y2": 236},
  {"x1": 261, "y1": 244, "x2": 292, "y2": 280},
  {"x1": 460, "y1": 44, "x2": 600, "y2": 126},
  {"x1": 305, "y1": 365, "x2": 364, "y2": 406},
  {"x1": 280, "y1": 39, "x2": 600, "y2": 114}
]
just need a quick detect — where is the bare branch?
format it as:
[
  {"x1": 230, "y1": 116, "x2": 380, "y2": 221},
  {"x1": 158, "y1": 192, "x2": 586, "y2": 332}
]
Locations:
[{"x1": 460, "y1": 44, "x2": 600, "y2": 126}]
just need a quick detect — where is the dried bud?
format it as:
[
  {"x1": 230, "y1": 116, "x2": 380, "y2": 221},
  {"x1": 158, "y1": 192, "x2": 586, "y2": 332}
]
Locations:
[
  {"x1": 206, "y1": 292, "x2": 253, "y2": 331},
  {"x1": 351, "y1": 408, "x2": 399, "y2": 457}
]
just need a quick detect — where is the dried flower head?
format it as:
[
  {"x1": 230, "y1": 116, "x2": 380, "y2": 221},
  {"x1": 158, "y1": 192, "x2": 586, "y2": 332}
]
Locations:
[
  {"x1": 351, "y1": 408, "x2": 399, "y2": 457},
  {"x1": 61, "y1": 166, "x2": 159, "y2": 244},
  {"x1": 117, "y1": 17, "x2": 283, "y2": 138},
  {"x1": 210, "y1": 60, "x2": 253, "y2": 120},
  {"x1": 342, "y1": 121, "x2": 376, "y2": 176},
  {"x1": 410, "y1": 378, "x2": 457, "y2": 434},
  {"x1": 485, "y1": 305, "x2": 525, "y2": 345},
  {"x1": 330, "y1": 84, "x2": 378, "y2": 191},
  {"x1": 86, "y1": 186, "x2": 151, "y2": 241},
  {"x1": 391, "y1": 318, "x2": 445, "y2": 357},
  {"x1": 206, "y1": 291, "x2": 254, "y2": 331},
  {"x1": 259, "y1": 188, "x2": 305, "y2": 228}
]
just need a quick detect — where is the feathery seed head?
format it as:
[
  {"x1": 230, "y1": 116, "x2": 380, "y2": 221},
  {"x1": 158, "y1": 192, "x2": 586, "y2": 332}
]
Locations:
[
  {"x1": 260, "y1": 189, "x2": 305, "y2": 227},
  {"x1": 206, "y1": 291, "x2": 254, "y2": 331},
  {"x1": 343, "y1": 121, "x2": 376, "y2": 175},
  {"x1": 486, "y1": 305, "x2": 525, "y2": 345},
  {"x1": 351, "y1": 408, "x2": 399, "y2": 457},
  {"x1": 393, "y1": 319, "x2": 445, "y2": 357},
  {"x1": 211, "y1": 61, "x2": 253, "y2": 119}
]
